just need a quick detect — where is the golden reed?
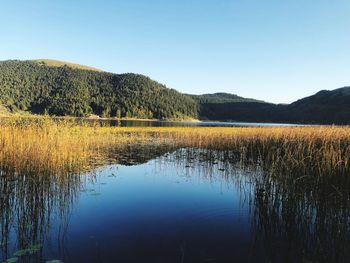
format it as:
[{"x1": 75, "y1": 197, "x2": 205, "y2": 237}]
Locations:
[{"x1": 1, "y1": 117, "x2": 350, "y2": 175}]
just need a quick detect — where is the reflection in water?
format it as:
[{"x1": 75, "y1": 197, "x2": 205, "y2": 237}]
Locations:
[
  {"x1": 165, "y1": 148, "x2": 350, "y2": 262},
  {"x1": 0, "y1": 170, "x2": 80, "y2": 262},
  {"x1": 252, "y1": 167, "x2": 350, "y2": 262},
  {"x1": 0, "y1": 147, "x2": 349, "y2": 262},
  {"x1": 75, "y1": 119, "x2": 301, "y2": 128}
]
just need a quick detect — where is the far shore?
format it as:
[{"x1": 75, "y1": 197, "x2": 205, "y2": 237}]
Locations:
[
  {"x1": 0, "y1": 113, "x2": 201, "y2": 123},
  {"x1": 71, "y1": 115, "x2": 201, "y2": 122},
  {"x1": 0, "y1": 113, "x2": 325, "y2": 126}
]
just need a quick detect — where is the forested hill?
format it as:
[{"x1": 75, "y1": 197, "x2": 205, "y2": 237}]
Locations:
[
  {"x1": 286, "y1": 87, "x2": 350, "y2": 124},
  {"x1": 190, "y1": 93, "x2": 264, "y2": 104},
  {"x1": 0, "y1": 59, "x2": 349, "y2": 124},
  {"x1": 0, "y1": 60, "x2": 198, "y2": 119},
  {"x1": 192, "y1": 87, "x2": 350, "y2": 124}
]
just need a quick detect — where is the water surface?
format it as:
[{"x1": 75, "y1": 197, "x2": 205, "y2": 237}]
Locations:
[
  {"x1": 0, "y1": 148, "x2": 348, "y2": 262},
  {"x1": 86, "y1": 119, "x2": 303, "y2": 127}
]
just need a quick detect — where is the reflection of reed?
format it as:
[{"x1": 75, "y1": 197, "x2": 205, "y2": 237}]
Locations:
[
  {"x1": 0, "y1": 169, "x2": 80, "y2": 261},
  {"x1": 252, "y1": 170, "x2": 350, "y2": 263},
  {"x1": 1, "y1": 145, "x2": 346, "y2": 262},
  {"x1": 0, "y1": 143, "x2": 179, "y2": 261},
  {"x1": 156, "y1": 148, "x2": 350, "y2": 263}
]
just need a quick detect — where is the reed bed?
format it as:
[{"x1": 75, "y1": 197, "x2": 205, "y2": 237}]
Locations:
[
  {"x1": 162, "y1": 125, "x2": 350, "y2": 175},
  {"x1": 0, "y1": 117, "x2": 156, "y2": 174},
  {"x1": 1, "y1": 116, "x2": 350, "y2": 176},
  {"x1": 1, "y1": 117, "x2": 349, "y2": 263}
]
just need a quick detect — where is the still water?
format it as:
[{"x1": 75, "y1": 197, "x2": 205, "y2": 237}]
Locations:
[
  {"x1": 0, "y1": 148, "x2": 348, "y2": 262},
  {"x1": 85, "y1": 119, "x2": 303, "y2": 127}
]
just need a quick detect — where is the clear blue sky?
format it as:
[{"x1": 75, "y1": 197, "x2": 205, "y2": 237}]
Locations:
[{"x1": 1, "y1": 0, "x2": 349, "y2": 103}]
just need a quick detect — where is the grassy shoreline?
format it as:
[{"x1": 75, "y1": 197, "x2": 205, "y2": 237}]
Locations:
[{"x1": 1, "y1": 116, "x2": 350, "y2": 176}]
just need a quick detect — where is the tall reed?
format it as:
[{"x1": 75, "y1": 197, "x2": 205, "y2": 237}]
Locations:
[{"x1": 1, "y1": 117, "x2": 350, "y2": 176}]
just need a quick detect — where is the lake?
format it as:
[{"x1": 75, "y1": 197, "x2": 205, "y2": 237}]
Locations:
[
  {"x1": 0, "y1": 147, "x2": 348, "y2": 263},
  {"x1": 84, "y1": 119, "x2": 303, "y2": 127}
]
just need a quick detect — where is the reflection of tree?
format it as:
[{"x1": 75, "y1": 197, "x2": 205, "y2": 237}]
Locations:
[{"x1": 105, "y1": 143, "x2": 179, "y2": 166}]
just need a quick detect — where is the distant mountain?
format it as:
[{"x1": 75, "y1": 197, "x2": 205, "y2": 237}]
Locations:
[
  {"x1": 0, "y1": 59, "x2": 349, "y2": 124},
  {"x1": 189, "y1": 93, "x2": 272, "y2": 122},
  {"x1": 194, "y1": 87, "x2": 350, "y2": 124},
  {"x1": 285, "y1": 87, "x2": 350, "y2": 124},
  {"x1": 0, "y1": 60, "x2": 198, "y2": 119}
]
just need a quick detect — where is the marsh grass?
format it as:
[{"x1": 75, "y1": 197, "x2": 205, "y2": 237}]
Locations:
[
  {"x1": 0, "y1": 117, "x2": 157, "y2": 175},
  {"x1": 0, "y1": 125, "x2": 349, "y2": 262},
  {"x1": 1, "y1": 116, "x2": 350, "y2": 176}
]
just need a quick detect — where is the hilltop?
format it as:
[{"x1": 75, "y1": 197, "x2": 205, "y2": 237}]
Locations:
[{"x1": 33, "y1": 59, "x2": 103, "y2": 72}]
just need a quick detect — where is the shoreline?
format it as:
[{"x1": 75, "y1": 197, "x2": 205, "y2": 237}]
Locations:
[
  {"x1": 73, "y1": 115, "x2": 201, "y2": 122},
  {"x1": 0, "y1": 113, "x2": 200, "y2": 123},
  {"x1": 0, "y1": 114, "x2": 340, "y2": 126}
]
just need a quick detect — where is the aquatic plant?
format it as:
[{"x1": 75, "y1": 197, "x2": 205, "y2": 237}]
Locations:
[
  {"x1": 0, "y1": 140, "x2": 349, "y2": 262},
  {"x1": 1, "y1": 116, "x2": 350, "y2": 177},
  {"x1": 158, "y1": 148, "x2": 350, "y2": 262}
]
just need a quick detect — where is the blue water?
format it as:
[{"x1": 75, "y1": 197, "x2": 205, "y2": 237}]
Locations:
[
  {"x1": 89, "y1": 119, "x2": 303, "y2": 127},
  {"x1": 0, "y1": 148, "x2": 348, "y2": 262},
  {"x1": 49, "y1": 160, "x2": 253, "y2": 262}
]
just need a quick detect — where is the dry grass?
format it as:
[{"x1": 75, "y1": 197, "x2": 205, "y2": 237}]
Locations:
[
  {"x1": 0, "y1": 105, "x2": 10, "y2": 117},
  {"x1": 0, "y1": 117, "x2": 155, "y2": 174},
  {"x1": 33, "y1": 59, "x2": 103, "y2": 72},
  {"x1": 1, "y1": 116, "x2": 350, "y2": 175}
]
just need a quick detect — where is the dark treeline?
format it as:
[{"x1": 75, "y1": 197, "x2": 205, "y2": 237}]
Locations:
[
  {"x1": 0, "y1": 60, "x2": 198, "y2": 119},
  {"x1": 191, "y1": 88, "x2": 350, "y2": 124}
]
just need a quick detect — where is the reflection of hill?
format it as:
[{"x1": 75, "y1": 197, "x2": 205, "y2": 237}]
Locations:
[{"x1": 105, "y1": 144, "x2": 179, "y2": 166}]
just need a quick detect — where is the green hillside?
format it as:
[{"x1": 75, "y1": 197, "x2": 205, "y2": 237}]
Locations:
[
  {"x1": 1, "y1": 59, "x2": 350, "y2": 124},
  {"x1": 190, "y1": 92, "x2": 264, "y2": 104},
  {"x1": 0, "y1": 60, "x2": 198, "y2": 119}
]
